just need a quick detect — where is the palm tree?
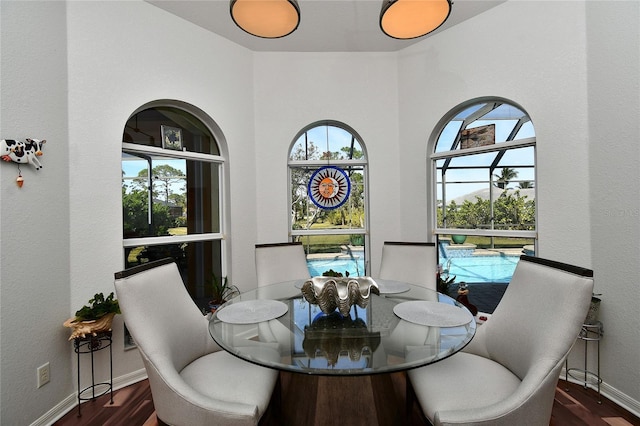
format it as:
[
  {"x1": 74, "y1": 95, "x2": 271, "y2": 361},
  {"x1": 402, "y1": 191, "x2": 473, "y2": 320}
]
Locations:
[
  {"x1": 494, "y1": 167, "x2": 518, "y2": 189},
  {"x1": 518, "y1": 180, "x2": 534, "y2": 189}
]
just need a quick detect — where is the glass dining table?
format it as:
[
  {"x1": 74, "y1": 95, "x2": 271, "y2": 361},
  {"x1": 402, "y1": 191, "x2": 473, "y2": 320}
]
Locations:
[{"x1": 208, "y1": 278, "x2": 476, "y2": 376}]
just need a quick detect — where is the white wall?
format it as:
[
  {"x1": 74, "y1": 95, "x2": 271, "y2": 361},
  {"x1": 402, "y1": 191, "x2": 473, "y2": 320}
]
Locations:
[
  {"x1": 253, "y1": 52, "x2": 402, "y2": 274},
  {"x1": 399, "y1": 1, "x2": 591, "y2": 266},
  {"x1": 1, "y1": 0, "x2": 257, "y2": 423},
  {"x1": 0, "y1": 2, "x2": 72, "y2": 424},
  {"x1": 65, "y1": 0, "x2": 258, "y2": 385},
  {"x1": 586, "y1": 0, "x2": 640, "y2": 408},
  {"x1": 1, "y1": 0, "x2": 638, "y2": 423},
  {"x1": 396, "y1": 0, "x2": 639, "y2": 411}
]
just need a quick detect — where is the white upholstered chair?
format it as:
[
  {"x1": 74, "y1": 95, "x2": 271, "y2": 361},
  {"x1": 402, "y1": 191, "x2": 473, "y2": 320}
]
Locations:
[
  {"x1": 377, "y1": 242, "x2": 439, "y2": 357},
  {"x1": 255, "y1": 242, "x2": 311, "y2": 286},
  {"x1": 254, "y1": 242, "x2": 310, "y2": 352},
  {"x1": 407, "y1": 255, "x2": 594, "y2": 426},
  {"x1": 114, "y1": 258, "x2": 279, "y2": 426},
  {"x1": 378, "y1": 241, "x2": 438, "y2": 289}
]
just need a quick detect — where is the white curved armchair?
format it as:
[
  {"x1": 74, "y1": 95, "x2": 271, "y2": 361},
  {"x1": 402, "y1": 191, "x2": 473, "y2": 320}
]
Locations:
[
  {"x1": 114, "y1": 258, "x2": 279, "y2": 426},
  {"x1": 407, "y1": 255, "x2": 594, "y2": 426},
  {"x1": 378, "y1": 241, "x2": 438, "y2": 289}
]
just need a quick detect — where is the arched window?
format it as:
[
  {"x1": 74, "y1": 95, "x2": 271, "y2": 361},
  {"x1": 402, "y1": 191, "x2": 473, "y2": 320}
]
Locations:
[
  {"x1": 122, "y1": 101, "x2": 227, "y2": 315},
  {"x1": 288, "y1": 121, "x2": 369, "y2": 277},
  {"x1": 430, "y1": 98, "x2": 536, "y2": 287}
]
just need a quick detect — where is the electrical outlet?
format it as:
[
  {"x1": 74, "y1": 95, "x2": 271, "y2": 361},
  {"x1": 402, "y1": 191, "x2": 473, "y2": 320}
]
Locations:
[{"x1": 37, "y1": 362, "x2": 50, "y2": 388}]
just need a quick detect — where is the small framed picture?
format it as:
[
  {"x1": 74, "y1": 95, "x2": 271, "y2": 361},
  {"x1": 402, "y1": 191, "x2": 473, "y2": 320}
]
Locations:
[
  {"x1": 161, "y1": 125, "x2": 183, "y2": 151},
  {"x1": 460, "y1": 124, "x2": 495, "y2": 150}
]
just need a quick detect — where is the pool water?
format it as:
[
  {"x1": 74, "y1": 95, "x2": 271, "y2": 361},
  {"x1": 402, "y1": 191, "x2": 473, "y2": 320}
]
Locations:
[
  {"x1": 307, "y1": 257, "x2": 365, "y2": 277},
  {"x1": 307, "y1": 255, "x2": 519, "y2": 283},
  {"x1": 445, "y1": 256, "x2": 519, "y2": 283}
]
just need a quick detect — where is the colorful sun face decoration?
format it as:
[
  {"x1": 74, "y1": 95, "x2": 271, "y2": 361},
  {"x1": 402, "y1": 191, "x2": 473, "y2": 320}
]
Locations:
[{"x1": 308, "y1": 166, "x2": 351, "y2": 210}]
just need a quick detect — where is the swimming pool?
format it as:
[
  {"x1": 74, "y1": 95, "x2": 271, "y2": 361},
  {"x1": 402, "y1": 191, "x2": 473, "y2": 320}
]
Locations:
[
  {"x1": 307, "y1": 257, "x2": 365, "y2": 277},
  {"x1": 444, "y1": 255, "x2": 519, "y2": 283},
  {"x1": 307, "y1": 255, "x2": 519, "y2": 283}
]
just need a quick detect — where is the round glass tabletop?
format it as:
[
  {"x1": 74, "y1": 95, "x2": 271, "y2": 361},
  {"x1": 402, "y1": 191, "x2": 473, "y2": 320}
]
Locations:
[{"x1": 208, "y1": 279, "x2": 476, "y2": 376}]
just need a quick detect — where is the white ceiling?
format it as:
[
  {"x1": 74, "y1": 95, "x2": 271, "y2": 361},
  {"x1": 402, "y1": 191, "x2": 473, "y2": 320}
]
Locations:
[{"x1": 146, "y1": 0, "x2": 505, "y2": 52}]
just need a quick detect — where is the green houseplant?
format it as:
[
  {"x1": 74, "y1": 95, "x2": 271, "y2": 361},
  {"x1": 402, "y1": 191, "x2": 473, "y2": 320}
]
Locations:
[
  {"x1": 208, "y1": 274, "x2": 240, "y2": 313},
  {"x1": 63, "y1": 292, "x2": 121, "y2": 340},
  {"x1": 74, "y1": 292, "x2": 121, "y2": 321},
  {"x1": 437, "y1": 264, "x2": 456, "y2": 295}
]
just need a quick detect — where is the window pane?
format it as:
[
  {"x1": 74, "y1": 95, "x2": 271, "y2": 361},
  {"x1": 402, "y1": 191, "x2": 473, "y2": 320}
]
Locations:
[
  {"x1": 438, "y1": 236, "x2": 535, "y2": 284},
  {"x1": 496, "y1": 146, "x2": 534, "y2": 168},
  {"x1": 123, "y1": 107, "x2": 219, "y2": 155},
  {"x1": 435, "y1": 121, "x2": 462, "y2": 153},
  {"x1": 291, "y1": 166, "x2": 365, "y2": 231},
  {"x1": 434, "y1": 101, "x2": 536, "y2": 233},
  {"x1": 290, "y1": 122, "x2": 368, "y2": 277},
  {"x1": 299, "y1": 235, "x2": 366, "y2": 277},
  {"x1": 433, "y1": 100, "x2": 536, "y2": 314},
  {"x1": 290, "y1": 124, "x2": 365, "y2": 161},
  {"x1": 515, "y1": 121, "x2": 535, "y2": 140},
  {"x1": 122, "y1": 152, "x2": 219, "y2": 237},
  {"x1": 124, "y1": 240, "x2": 222, "y2": 310},
  {"x1": 438, "y1": 185, "x2": 535, "y2": 231},
  {"x1": 437, "y1": 104, "x2": 530, "y2": 154},
  {"x1": 453, "y1": 103, "x2": 487, "y2": 121}
]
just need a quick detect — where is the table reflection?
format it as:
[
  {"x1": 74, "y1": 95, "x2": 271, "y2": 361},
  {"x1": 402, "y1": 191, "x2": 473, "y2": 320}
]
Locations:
[
  {"x1": 209, "y1": 280, "x2": 476, "y2": 375},
  {"x1": 301, "y1": 309, "x2": 381, "y2": 368}
]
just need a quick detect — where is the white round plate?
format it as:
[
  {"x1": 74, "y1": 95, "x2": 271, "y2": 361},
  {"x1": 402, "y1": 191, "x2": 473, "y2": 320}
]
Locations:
[
  {"x1": 217, "y1": 300, "x2": 288, "y2": 324},
  {"x1": 393, "y1": 301, "x2": 473, "y2": 327},
  {"x1": 375, "y1": 279, "x2": 411, "y2": 294}
]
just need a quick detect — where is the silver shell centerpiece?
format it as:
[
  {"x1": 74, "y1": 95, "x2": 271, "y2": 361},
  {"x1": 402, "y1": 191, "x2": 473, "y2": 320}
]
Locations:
[{"x1": 300, "y1": 277, "x2": 380, "y2": 316}]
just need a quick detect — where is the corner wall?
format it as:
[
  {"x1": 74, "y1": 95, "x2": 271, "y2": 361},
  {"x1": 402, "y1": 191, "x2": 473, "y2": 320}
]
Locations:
[
  {"x1": 253, "y1": 52, "x2": 403, "y2": 272},
  {"x1": 2, "y1": 0, "x2": 258, "y2": 423},
  {"x1": 65, "y1": 0, "x2": 257, "y2": 388},
  {"x1": 0, "y1": 2, "x2": 71, "y2": 424},
  {"x1": 398, "y1": 1, "x2": 591, "y2": 266},
  {"x1": 586, "y1": 0, "x2": 640, "y2": 408},
  {"x1": 397, "y1": 0, "x2": 638, "y2": 412}
]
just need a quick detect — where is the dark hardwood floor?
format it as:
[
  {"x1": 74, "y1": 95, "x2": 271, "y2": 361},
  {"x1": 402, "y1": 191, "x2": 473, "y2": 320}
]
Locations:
[{"x1": 54, "y1": 373, "x2": 640, "y2": 426}]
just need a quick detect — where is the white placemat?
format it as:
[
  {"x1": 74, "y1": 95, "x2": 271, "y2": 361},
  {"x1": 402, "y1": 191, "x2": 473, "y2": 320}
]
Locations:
[
  {"x1": 217, "y1": 300, "x2": 288, "y2": 324},
  {"x1": 393, "y1": 301, "x2": 473, "y2": 327},
  {"x1": 375, "y1": 279, "x2": 410, "y2": 294}
]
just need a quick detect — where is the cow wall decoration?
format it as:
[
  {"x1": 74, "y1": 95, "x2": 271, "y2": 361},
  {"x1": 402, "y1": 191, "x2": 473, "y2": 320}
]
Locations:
[{"x1": 1, "y1": 138, "x2": 47, "y2": 188}]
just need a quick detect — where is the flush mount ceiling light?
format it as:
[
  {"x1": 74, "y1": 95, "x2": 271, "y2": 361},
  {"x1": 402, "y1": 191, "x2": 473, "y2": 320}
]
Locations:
[
  {"x1": 380, "y1": 0, "x2": 452, "y2": 39},
  {"x1": 230, "y1": 0, "x2": 300, "y2": 39}
]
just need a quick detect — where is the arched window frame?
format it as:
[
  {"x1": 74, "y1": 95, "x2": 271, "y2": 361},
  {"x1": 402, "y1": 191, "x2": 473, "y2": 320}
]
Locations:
[
  {"x1": 121, "y1": 100, "x2": 229, "y2": 312},
  {"x1": 429, "y1": 98, "x2": 537, "y2": 242},
  {"x1": 288, "y1": 120, "x2": 370, "y2": 275}
]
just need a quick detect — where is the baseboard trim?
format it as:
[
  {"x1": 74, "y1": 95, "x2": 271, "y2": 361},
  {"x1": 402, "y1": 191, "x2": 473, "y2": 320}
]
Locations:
[
  {"x1": 29, "y1": 393, "x2": 77, "y2": 426},
  {"x1": 561, "y1": 369, "x2": 640, "y2": 418},
  {"x1": 30, "y1": 368, "x2": 148, "y2": 426},
  {"x1": 600, "y1": 381, "x2": 640, "y2": 419}
]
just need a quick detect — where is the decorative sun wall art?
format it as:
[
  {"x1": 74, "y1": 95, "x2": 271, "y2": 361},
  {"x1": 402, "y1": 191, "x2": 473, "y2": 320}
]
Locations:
[{"x1": 307, "y1": 166, "x2": 351, "y2": 210}]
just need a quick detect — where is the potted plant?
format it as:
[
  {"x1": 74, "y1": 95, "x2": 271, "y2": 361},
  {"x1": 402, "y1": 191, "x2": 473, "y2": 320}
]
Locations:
[
  {"x1": 208, "y1": 274, "x2": 240, "y2": 313},
  {"x1": 437, "y1": 265, "x2": 456, "y2": 295},
  {"x1": 63, "y1": 292, "x2": 121, "y2": 340},
  {"x1": 451, "y1": 234, "x2": 467, "y2": 244},
  {"x1": 322, "y1": 269, "x2": 349, "y2": 278}
]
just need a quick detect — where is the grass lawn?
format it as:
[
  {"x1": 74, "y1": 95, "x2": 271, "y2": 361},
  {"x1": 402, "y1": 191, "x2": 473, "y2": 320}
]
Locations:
[
  {"x1": 295, "y1": 222, "x2": 363, "y2": 253},
  {"x1": 462, "y1": 236, "x2": 534, "y2": 248}
]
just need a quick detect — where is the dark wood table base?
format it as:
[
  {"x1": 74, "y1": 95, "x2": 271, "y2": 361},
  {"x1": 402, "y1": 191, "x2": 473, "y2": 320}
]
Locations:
[{"x1": 260, "y1": 371, "x2": 429, "y2": 426}]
